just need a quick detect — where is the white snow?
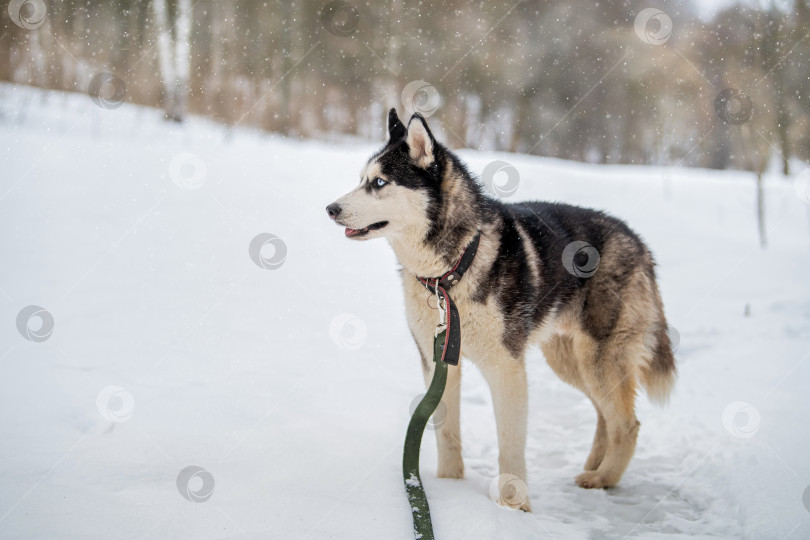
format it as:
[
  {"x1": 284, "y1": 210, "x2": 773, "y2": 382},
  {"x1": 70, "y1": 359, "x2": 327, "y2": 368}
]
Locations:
[{"x1": 1, "y1": 83, "x2": 809, "y2": 539}]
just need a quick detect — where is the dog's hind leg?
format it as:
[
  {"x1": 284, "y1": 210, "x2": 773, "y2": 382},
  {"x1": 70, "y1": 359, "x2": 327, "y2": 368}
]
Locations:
[
  {"x1": 478, "y1": 357, "x2": 531, "y2": 511},
  {"x1": 541, "y1": 334, "x2": 609, "y2": 473},
  {"x1": 583, "y1": 404, "x2": 608, "y2": 471},
  {"x1": 575, "y1": 335, "x2": 640, "y2": 489}
]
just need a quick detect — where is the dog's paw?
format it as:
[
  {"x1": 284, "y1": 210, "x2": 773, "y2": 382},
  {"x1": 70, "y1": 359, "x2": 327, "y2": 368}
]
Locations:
[
  {"x1": 575, "y1": 470, "x2": 615, "y2": 489},
  {"x1": 493, "y1": 496, "x2": 532, "y2": 512},
  {"x1": 490, "y1": 474, "x2": 531, "y2": 512}
]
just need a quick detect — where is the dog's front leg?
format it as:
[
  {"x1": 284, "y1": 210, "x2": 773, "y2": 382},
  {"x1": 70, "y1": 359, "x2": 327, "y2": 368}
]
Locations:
[
  {"x1": 426, "y1": 361, "x2": 463, "y2": 479},
  {"x1": 480, "y1": 358, "x2": 531, "y2": 512},
  {"x1": 405, "y1": 277, "x2": 466, "y2": 478},
  {"x1": 413, "y1": 331, "x2": 464, "y2": 479}
]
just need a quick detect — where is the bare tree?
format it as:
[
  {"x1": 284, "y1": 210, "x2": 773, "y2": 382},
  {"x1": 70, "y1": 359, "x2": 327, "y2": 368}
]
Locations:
[
  {"x1": 2, "y1": 0, "x2": 809, "y2": 170},
  {"x1": 152, "y1": 0, "x2": 192, "y2": 122}
]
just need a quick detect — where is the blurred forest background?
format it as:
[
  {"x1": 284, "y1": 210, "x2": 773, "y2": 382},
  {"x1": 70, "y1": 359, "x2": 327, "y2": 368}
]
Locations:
[{"x1": 1, "y1": 0, "x2": 809, "y2": 175}]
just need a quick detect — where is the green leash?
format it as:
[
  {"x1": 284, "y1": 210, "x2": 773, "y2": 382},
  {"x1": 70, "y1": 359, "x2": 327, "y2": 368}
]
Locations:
[
  {"x1": 403, "y1": 330, "x2": 448, "y2": 540},
  {"x1": 402, "y1": 232, "x2": 480, "y2": 539}
]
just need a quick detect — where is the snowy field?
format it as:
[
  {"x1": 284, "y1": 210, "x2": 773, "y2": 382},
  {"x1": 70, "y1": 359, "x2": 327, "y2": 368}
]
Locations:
[{"x1": 1, "y1": 83, "x2": 809, "y2": 539}]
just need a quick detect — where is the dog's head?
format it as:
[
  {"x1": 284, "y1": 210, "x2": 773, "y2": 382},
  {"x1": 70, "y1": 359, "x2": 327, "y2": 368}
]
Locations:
[{"x1": 326, "y1": 109, "x2": 445, "y2": 241}]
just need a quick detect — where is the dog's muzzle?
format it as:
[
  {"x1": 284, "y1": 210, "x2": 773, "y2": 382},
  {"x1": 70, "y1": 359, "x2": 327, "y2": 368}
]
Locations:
[{"x1": 326, "y1": 202, "x2": 388, "y2": 238}]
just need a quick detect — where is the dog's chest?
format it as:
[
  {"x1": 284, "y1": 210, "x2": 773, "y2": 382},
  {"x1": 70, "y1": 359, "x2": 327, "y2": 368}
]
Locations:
[{"x1": 402, "y1": 277, "x2": 511, "y2": 363}]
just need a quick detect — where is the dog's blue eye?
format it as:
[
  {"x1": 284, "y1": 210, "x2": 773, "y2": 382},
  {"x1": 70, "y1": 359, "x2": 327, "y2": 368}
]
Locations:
[{"x1": 375, "y1": 178, "x2": 387, "y2": 188}]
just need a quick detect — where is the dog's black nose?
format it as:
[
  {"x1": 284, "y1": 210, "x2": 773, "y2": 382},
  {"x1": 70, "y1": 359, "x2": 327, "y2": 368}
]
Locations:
[{"x1": 326, "y1": 203, "x2": 342, "y2": 220}]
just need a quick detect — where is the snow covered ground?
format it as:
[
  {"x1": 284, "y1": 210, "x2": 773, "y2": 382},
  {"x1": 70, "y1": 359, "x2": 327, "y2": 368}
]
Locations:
[{"x1": 1, "y1": 83, "x2": 809, "y2": 539}]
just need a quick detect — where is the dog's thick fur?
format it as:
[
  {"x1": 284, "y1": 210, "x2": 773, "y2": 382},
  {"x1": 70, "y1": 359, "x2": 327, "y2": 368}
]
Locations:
[{"x1": 327, "y1": 109, "x2": 676, "y2": 511}]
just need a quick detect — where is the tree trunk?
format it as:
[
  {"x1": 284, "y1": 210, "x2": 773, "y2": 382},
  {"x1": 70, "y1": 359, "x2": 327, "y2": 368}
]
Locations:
[
  {"x1": 775, "y1": 86, "x2": 790, "y2": 176},
  {"x1": 151, "y1": 0, "x2": 191, "y2": 122},
  {"x1": 172, "y1": 0, "x2": 192, "y2": 122},
  {"x1": 756, "y1": 171, "x2": 767, "y2": 248},
  {"x1": 279, "y1": 0, "x2": 292, "y2": 134}
]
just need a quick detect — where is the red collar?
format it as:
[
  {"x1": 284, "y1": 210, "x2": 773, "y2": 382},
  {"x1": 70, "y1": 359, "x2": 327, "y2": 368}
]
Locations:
[{"x1": 416, "y1": 232, "x2": 481, "y2": 293}]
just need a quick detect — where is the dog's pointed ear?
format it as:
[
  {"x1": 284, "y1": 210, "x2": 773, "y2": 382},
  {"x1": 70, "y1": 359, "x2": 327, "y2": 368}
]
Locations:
[
  {"x1": 387, "y1": 108, "x2": 406, "y2": 144},
  {"x1": 406, "y1": 113, "x2": 435, "y2": 168}
]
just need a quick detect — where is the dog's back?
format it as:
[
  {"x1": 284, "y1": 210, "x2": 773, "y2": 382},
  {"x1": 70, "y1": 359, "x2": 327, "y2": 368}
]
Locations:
[{"x1": 476, "y1": 197, "x2": 676, "y2": 401}]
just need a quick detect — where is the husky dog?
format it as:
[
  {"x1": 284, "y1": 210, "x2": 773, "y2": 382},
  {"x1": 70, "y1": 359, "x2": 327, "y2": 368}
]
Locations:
[{"x1": 326, "y1": 109, "x2": 676, "y2": 511}]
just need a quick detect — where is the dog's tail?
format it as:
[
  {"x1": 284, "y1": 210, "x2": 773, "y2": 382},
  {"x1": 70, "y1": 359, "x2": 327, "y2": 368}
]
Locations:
[{"x1": 640, "y1": 319, "x2": 677, "y2": 406}]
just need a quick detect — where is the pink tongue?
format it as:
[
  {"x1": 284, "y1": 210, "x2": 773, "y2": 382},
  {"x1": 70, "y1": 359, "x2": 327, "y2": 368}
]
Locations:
[{"x1": 345, "y1": 227, "x2": 360, "y2": 236}]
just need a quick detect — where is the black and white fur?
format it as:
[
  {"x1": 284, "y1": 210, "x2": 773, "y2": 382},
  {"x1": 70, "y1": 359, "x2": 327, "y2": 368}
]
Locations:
[{"x1": 327, "y1": 109, "x2": 676, "y2": 511}]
